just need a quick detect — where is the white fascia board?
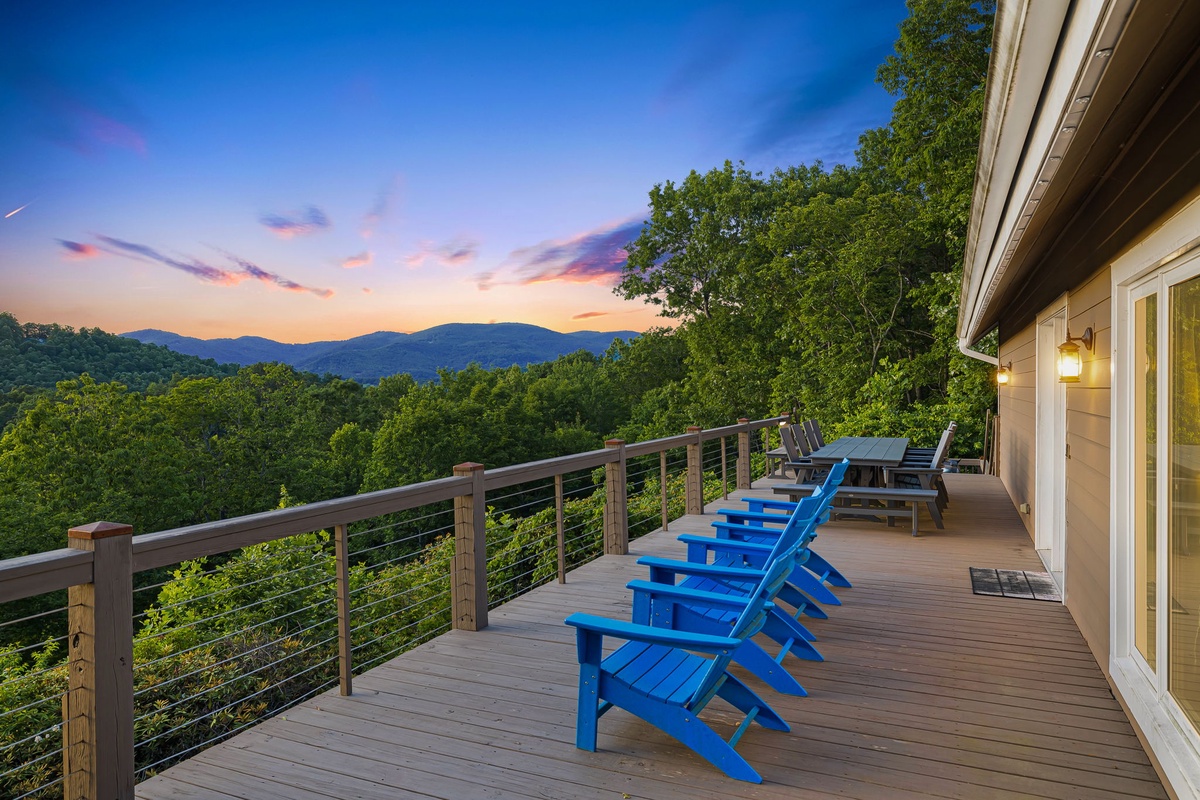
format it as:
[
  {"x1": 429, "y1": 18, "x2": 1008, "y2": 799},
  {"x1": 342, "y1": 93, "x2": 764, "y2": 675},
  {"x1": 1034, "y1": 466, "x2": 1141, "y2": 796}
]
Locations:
[{"x1": 959, "y1": 0, "x2": 1113, "y2": 345}]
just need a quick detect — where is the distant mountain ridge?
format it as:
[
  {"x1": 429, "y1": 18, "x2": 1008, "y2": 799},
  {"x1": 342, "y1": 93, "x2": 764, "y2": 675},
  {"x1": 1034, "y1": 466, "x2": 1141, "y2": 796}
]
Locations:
[{"x1": 121, "y1": 323, "x2": 640, "y2": 384}]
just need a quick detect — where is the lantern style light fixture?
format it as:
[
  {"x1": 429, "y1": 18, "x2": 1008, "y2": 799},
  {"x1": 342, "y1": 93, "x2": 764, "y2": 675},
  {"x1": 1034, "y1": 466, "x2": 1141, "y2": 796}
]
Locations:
[
  {"x1": 996, "y1": 362, "x2": 1013, "y2": 386},
  {"x1": 1057, "y1": 327, "x2": 1094, "y2": 383}
]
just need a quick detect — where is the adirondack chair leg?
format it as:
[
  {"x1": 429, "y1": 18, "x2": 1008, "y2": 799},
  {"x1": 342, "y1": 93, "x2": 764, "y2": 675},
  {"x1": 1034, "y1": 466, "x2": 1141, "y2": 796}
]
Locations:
[
  {"x1": 576, "y1": 665, "x2": 601, "y2": 752},
  {"x1": 714, "y1": 673, "x2": 789, "y2": 733},
  {"x1": 732, "y1": 640, "x2": 810, "y2": 695},
  {"x1": 776, "y1": 583, "x2": 828, "y2": 621},
  {"x1": 787, "y1": 564, "x2": 842, "y2": 606},
  {"x1": 596, "y1": 679, "x2": 766, "y2": 782},
  {"x1": 804, "y1": 550, "x2": 851, "y2": 588},
  {"x1": 761, "y1": 613, "x2": 822, "y2": 659}
]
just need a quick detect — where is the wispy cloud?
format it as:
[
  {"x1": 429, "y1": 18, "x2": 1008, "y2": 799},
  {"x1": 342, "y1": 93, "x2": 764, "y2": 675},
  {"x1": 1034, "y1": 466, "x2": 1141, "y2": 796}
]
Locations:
[
  {"x1": 361, "y1": 176, "x2": 402, "y2": 239},
  {"x1": 404, "y1": 236, "x2": 479, "y2": 268},
  {"x1": 498, "y1": 217, "x2": 643, "y2": 288},
  {"x1": 572, "y1": 311, "x2": 609, "y2": 320},
  {"x1": 6, "y1": 201, "x2": 33, "y2": 219},
  {"x1": 475, "y1": 270, "x2": 495, "y2": 292},
  {"x1": 341, "y1": 251, "x2": 373, "y2": 269},
  {"x1": 259, "y1": 205, "x2": 331, "y2": 238},
  {"x1": 57, "y1": 239, "x2": 100, "y2": 259},
  {"x1": 222, "y1": 252, "x2": 335, "y2": 298},
  {"x1": 362, "y1": 287, "x2": 373, "y2": 294},
  {"x1": 92, "y1": 234, "x2": 333, "y2": 297},
  {"x1": 98, "y1": 235, "x2": 241, "y2": 284}
]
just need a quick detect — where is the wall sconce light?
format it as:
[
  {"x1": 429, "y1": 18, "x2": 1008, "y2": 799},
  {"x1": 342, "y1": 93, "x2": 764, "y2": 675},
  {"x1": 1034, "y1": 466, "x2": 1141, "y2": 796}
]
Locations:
[
  {"x1": 1057, "y1": 327, "x2": 1094, "y2": 383},
  {"x1": 996, "y1": 362, "x2": 1012, "y2": 386}
]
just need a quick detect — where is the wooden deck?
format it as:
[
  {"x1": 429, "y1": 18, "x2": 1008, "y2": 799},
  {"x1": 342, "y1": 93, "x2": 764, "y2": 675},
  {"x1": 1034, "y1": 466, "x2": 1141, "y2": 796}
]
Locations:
[{"x1": 136, "y1": 474, "x2": 1168, "y2": 799}]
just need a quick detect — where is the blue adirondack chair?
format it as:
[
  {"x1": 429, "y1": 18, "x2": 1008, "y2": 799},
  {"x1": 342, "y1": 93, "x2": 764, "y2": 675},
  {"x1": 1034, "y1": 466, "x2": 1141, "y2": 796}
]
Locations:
[
  {"x1": 635, "y1": 470, "x2": 845, "y2": 692},
  {"x1": 679, "y1": 460, "x2": 850, "y2": 620},
  {"x1": 629, "y1": 491, "x2": 827, "y2": 698},
  {"x1": 708, "y1": 459, "x2": 853, "y2": 602},
  {"x1": 564, "y1": 500, "x2": 812, "y2": 783}
]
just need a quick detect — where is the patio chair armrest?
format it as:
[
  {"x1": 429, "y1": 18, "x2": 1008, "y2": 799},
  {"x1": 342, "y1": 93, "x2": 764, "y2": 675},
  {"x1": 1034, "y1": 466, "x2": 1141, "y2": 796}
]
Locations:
[
  {"x1": 627, "y1": 579, "x2": 759, "y2": 612},
  {"x1": 744, "y1": 498, "x2": 801, "y2": 513},
  {"x1": 674, "y1": 534, "x2": 775, "y2": 565},
  {"x1": 637, "y1": 553, "x2": 769, "y2": 583},
  {"x1": 714, "y1": 509, "x2": 789, "y2": 526},
  {"x1": 565, "y1": 613, "x2": 740, "y2": 659}
]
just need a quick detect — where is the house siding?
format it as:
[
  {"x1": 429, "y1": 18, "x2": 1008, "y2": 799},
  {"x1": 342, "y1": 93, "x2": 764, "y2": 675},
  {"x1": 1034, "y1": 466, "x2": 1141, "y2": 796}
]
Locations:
[
  {"x1": 998, "y1": 323, "x2": 1036, "y2": 541},
  {"x1": 1066, "y1": 268, "x2": 1112, "y2": 664},
  {"x1": 997, "y1": 268, "x2": 1113, "y2": 670}
]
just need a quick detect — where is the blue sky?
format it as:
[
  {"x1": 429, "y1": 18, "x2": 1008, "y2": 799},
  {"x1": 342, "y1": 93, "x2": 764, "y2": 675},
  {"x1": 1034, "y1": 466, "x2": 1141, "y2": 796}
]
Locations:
[{"x1": 0, "y1": 1, "x2": 908, "y2": 342}]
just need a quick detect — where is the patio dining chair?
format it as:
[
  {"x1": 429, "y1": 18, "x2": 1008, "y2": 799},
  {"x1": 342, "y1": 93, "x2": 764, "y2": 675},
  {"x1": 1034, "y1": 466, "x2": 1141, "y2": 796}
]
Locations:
[
  {"x1": 884, "y1": 426, "x2": 953, "y2": 524},
  {"x1": 565, "y1": 491, "x2": 814, "y2": 783}
]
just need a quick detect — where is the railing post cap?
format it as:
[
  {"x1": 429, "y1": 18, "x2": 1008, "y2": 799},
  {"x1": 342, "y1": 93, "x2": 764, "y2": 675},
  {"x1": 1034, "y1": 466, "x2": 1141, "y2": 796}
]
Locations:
[
  {"x1": 452, "y1": 462, "x2": 485, "y2": 475},
  {"x1": 604, "y1": 438, "x2": 625, "y2": 447},
  {"x1": 68, "y1": 521, "x2": 133, "y2": 540},
  {"x1": 686, "y1": 425, "x2": 702, "y2": 433},
  {"x1": 738, "y1": 417, "x2": 749, "y2": 424}
]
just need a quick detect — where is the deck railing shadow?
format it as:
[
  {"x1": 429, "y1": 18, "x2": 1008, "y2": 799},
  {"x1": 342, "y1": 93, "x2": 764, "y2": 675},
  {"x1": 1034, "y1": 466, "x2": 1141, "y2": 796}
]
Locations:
[{"x1": 0, "y1": 415, "x2": 787, "y2": 799}]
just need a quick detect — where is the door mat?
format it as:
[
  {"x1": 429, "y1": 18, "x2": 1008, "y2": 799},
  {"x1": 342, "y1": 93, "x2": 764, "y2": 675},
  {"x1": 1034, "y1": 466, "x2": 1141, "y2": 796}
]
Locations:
[{"x1": 970, "y1": 567, "x2": 1061, "y2": 602}]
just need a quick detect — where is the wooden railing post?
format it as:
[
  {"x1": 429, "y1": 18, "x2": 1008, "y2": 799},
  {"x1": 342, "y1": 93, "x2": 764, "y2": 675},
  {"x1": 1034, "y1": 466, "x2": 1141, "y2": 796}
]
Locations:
[
  {"x1": 451, "y1": 463, "x2": 488, "y2": 631},
  {"x1": 736, "y1": 418, "x2": 752, "y2": 490},
  {"x1": 334, "y1": 523, "x2": 353, "y2": 695},
  {"x1": 686, "y1": 426, "x2": 703, "y2": 515},
  {"x1": 65, "y1": 521, "x2": 134, "y2": 800},
  {"x1": 603, "y1": 440, "x2": 628, "y2": 555}
]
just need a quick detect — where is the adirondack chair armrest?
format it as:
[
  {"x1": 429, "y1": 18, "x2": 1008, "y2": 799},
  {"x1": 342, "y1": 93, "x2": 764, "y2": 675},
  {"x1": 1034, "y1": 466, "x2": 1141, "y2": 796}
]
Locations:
[
  {"x1": 626, "y1": 580, "x2": 760, "y2": 613},
  {"x1": 710, "y1": 520, "x2": 796, "y2": 539},
  {"x1": 637, "y1": 554, "x2": 769, "y2": 584},
  {"x1": 713, "y1": 509, "x2": 789, "y2": 526},
  {"x1": 744, "y1": 498, "x2": 800, "y2": 513},
  {"x1": 564, "y1": 613, "x2": 741, "y2": 659},
  {"x1": 674, "y1": 534, "x2": 775, "y2": 565}
]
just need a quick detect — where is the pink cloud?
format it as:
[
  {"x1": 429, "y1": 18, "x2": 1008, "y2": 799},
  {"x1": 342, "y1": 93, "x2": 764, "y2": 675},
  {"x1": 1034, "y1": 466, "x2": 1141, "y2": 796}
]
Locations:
[
  {"x1": 362, "y1": 287, "x2": 373, "y2": 294},
  {"x1": 505, "y1": 217, "x2": 642, "y2": 287},
  {"x1": 341, "y1": 251, "x2": 373, "y2": 269},
  {"x1": 93, "y1": 235, "x2": 333, "y2": 297},
  {"x1": 57, "y1": 240, "x2": 101, "y2": 260},
  {"x1": 572, "y1": 311, "x2": 609, "y2": 320}
]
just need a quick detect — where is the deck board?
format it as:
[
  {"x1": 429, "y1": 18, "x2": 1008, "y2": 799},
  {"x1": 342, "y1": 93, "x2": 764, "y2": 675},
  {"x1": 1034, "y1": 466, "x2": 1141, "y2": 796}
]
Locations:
[{"x1": 136, "y1": 474, "x2": 1169, "y2": 799}]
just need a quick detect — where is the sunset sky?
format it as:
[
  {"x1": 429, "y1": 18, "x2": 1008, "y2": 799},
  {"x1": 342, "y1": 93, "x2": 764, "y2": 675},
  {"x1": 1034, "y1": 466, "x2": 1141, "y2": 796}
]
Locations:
[{"x1": 0, "y1": 1, "x2": 907, "y2": 343}]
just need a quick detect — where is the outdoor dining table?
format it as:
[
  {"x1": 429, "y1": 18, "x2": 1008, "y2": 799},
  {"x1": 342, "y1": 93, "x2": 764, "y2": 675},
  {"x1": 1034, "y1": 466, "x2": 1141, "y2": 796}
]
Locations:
[{"x1": 805, "y1": 436, "x2": 909, "y2": 486}]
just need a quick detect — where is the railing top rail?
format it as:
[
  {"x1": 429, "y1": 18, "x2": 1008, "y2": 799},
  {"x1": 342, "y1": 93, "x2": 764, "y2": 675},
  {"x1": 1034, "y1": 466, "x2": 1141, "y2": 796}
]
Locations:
[
  {"x1": 132, "y1": 474, "x2": 472, "y2": 573},
  {"x1": 482, "y1": 448, "x2": 618, "y2": 492},
  {"x1": 0, "y1": 414, "x2": 788, "y2": 602},
  {"x1": 624, "y1": 433, "x2": 695, "y2": 458},
  {"x1": 747, "y1": 415, "x2": 790, "y2": 431},
  {"x1": 0, "y1": 547, "x2": 94, "y2": 604}
]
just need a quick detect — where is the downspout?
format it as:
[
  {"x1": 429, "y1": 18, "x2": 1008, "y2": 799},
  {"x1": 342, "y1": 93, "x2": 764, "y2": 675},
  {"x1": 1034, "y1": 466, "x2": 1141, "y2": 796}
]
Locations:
[{"x1": 958, "y1": 336, "x2": 998, "y2": 366}]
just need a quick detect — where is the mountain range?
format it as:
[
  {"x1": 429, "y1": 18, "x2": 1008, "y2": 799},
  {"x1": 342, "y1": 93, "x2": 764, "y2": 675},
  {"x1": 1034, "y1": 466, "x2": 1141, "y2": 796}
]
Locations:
[{"x1": 121, "y1": 323, "x2": 640, "y2": 384}]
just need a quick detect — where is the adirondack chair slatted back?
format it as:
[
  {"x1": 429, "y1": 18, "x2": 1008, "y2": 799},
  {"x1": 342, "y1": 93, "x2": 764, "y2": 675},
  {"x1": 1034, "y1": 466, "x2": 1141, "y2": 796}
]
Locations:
[
  {"x1": 813, "y1": 458, "x2": 849, "y2": 519},
  {"x1": 803, "y1": 419, "x2": 825, "y2": 449},
  {"x1": 790, "y1": 424, "x2": 813, "y2": 457},
  {"x1": 780, "y1": 424, "x2": 801, "y2": 462},
  {"x1": 688, "y1": 489, "x2": 826, "y2": 711}
]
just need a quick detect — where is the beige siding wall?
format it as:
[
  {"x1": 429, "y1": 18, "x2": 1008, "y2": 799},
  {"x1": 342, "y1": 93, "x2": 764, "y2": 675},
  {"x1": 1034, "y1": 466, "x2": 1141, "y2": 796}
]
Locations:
[
  {"x1": 998, "y1": 323, "x2": 1037, "y2": 540},
  {"x1": 996, "y1": 268, "x2": 1114, "y2": 670},
  {"x1": 1065, "y1": 266, "x2": 1113, "y2": 664}
]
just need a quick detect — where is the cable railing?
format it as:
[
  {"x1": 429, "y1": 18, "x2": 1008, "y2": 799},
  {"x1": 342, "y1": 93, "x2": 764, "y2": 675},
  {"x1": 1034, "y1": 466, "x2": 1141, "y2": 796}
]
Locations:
[{"x1": 0, "y1": 414, "x2": 787, "y2": 799}]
